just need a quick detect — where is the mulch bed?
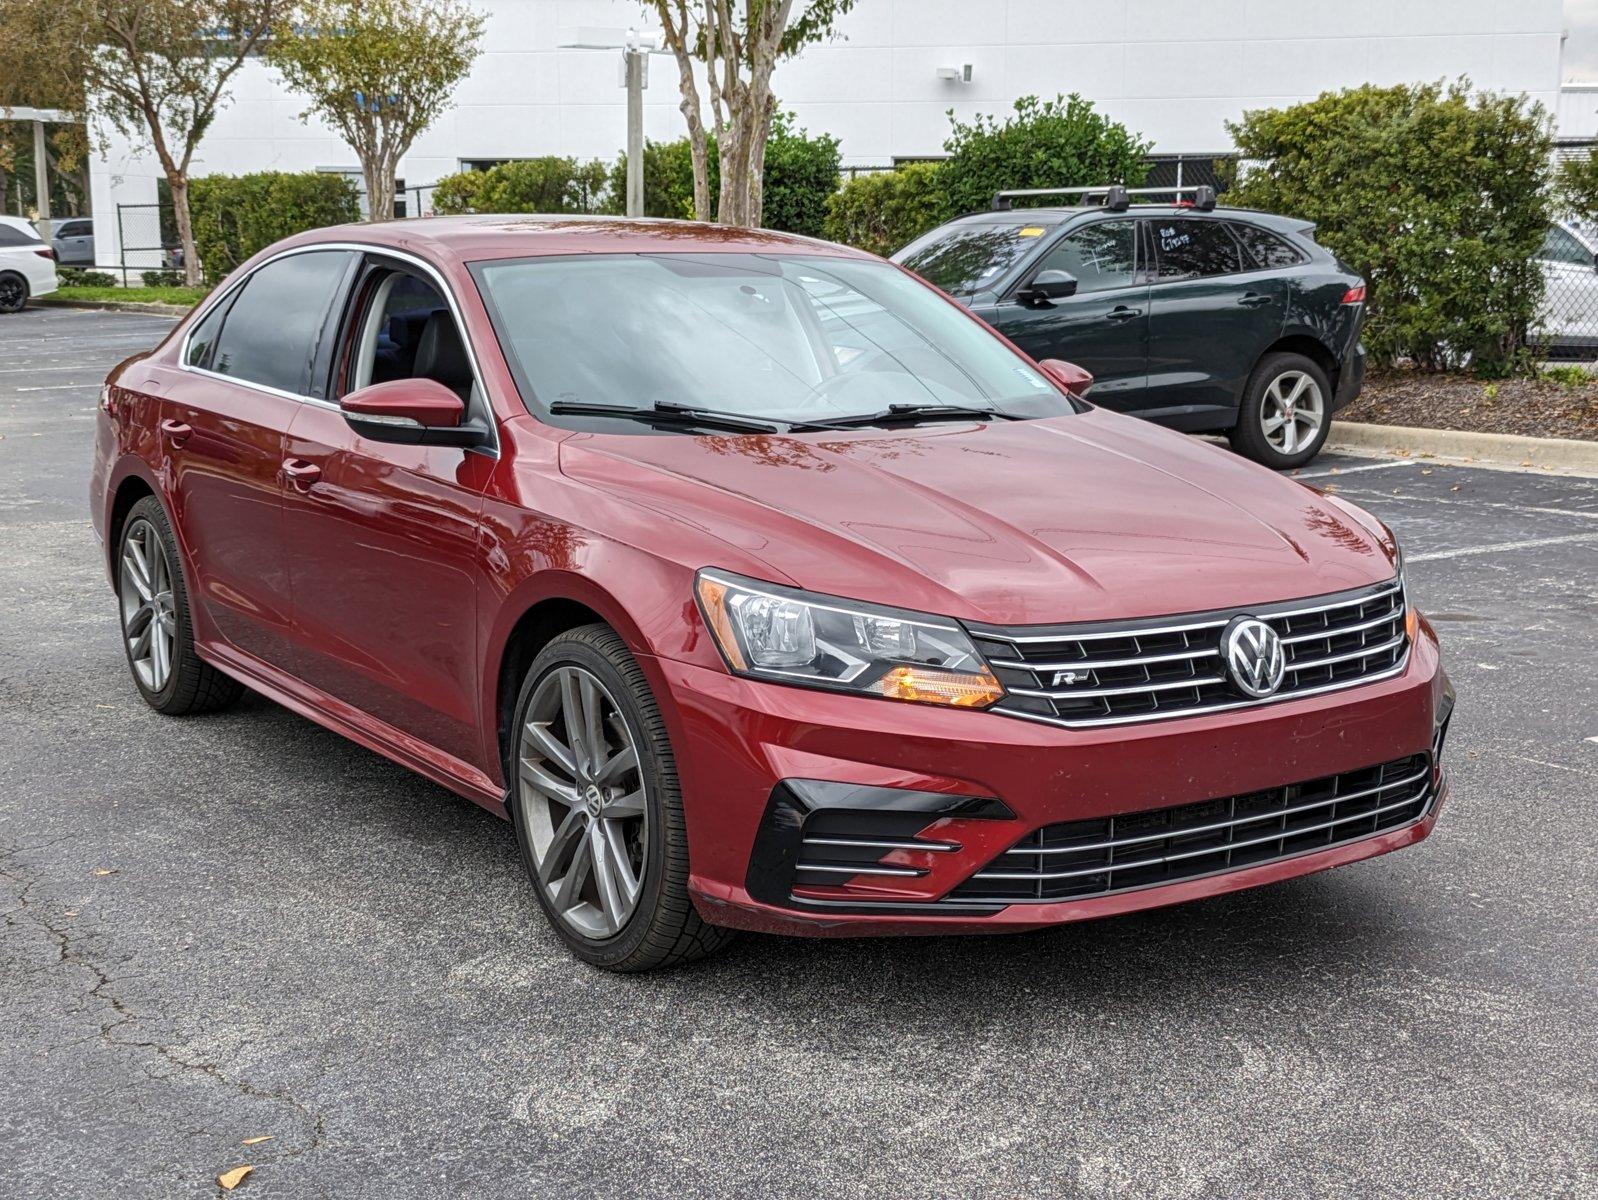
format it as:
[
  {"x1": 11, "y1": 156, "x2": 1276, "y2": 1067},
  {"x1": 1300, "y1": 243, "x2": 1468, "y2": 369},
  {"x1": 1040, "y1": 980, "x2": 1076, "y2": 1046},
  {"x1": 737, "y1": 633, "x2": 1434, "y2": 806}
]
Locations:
[{"x1": 1340, "y1": 370, "x2": 1598, "y2": 442}]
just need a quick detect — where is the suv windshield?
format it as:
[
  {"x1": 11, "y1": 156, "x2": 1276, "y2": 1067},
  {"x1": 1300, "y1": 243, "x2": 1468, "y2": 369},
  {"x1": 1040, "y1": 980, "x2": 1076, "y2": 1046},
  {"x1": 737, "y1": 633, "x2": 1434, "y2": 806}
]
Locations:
[
  {"x1": 473, "y1": 252, "x2": 1072, "y2": 428},
  {"x1": 895, "y1": 223, "x2": 1051, "y2": 297}
]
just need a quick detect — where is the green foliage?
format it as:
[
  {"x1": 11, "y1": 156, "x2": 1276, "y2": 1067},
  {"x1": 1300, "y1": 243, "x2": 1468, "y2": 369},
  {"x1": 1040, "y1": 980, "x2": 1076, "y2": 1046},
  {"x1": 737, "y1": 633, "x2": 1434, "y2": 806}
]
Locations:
[
  {"x1": 1555, "y1": 149, "x2": 1598, "y2": 223},
  {"x1": 824, "y1": 162, "x2": 951, "y2": 256},
  {"x1": 267, "y1": 0, "x2": 485, "y2": 220},
  {"x1": 141, "y1": 269, "x2": 183, "y2": 287},
  {"x1": 59, "y1": 268, "x2": 118, "y2": 287},
  {"x1": 1228, "y1": 80, "x2": 1553, "y2": 372},
  {"x1": 937, "y1": 95, "x2": 1151, "y2": 216},
  {"x1": 1539, "y1": 364, "x2": 1592, "y2": 387},
  {"x1": 760, "y1": 113, "x2": 841, "y2": 237},
  {"x1": 189, "y1": 171, "x2": 361, "y2": 284},
  {"x1": 54, "y1": 284, "x2": 208, "y2": 306},
  {"x1": 604, "y1": 138, "x2": 708, "y2": 219},
  {"x1": 431, "y1": 158, "x2": 609, "y2": 215}
]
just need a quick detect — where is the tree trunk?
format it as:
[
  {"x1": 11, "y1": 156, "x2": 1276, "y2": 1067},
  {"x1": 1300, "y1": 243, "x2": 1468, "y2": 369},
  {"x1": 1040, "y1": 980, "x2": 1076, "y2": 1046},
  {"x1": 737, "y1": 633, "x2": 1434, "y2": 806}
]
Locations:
[
  {"x1": 167, "y1": 173, "x2": 201, "y2": 288},
  {"x1": 363, "y1": 150, "x2": 396, "y2": 222}
]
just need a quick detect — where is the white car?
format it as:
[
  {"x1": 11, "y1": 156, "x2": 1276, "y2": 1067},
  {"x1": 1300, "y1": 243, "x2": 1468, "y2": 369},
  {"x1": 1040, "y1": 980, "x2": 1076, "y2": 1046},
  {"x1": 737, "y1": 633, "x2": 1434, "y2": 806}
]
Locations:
[
  {"x1": 0, "y1": 215, "x2": 60, "y2": 313},
  {"x1": 1535, "y1": 219, "x2": 1598, "y2": 359}
]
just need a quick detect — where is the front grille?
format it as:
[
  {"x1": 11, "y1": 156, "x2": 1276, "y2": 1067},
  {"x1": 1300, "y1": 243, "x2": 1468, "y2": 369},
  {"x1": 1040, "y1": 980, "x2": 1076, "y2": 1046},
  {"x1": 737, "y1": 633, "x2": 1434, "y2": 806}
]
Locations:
[
  {"x1": 969, "y1": 578, "x2": 1407, "y2": 728},
  {"x1": 945, "y1": 753, "x2": 1432, "y2": 904}
]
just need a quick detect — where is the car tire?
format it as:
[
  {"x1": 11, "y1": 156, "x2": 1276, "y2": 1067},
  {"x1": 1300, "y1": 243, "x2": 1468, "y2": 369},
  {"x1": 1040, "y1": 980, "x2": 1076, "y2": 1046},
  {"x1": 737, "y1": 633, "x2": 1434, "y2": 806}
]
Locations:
[
  {"x1": 0, "y1": 271, "x2": 27, "y2": 314},
  {"x1": 116, "y1": 495, "x2": 245, "y2": 715},
  {"x1": 508, "y1": 624, "x2": 733, "y2": 972},
  {"x1": 1229, "y1": 351, "x2": 1333, "y2": 469}
]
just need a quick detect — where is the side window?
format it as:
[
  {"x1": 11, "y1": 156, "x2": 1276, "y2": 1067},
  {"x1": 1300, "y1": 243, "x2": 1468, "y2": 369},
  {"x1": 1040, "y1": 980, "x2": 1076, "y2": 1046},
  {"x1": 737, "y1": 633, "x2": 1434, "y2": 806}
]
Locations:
[
  {"x1": 209, "y1": 250, "x2": 354, "y2": 395},
  {"x1": 0, "y1": 223, "x2": 41, "y2": 248},
  {"x1": 1230, "y1": 222, "x2": 1306, "y2": 269},
  {"x1": 1152, "y1": 219, "x2": 1242, "y2": 280},
  {"x1": 59, "y1": 221, "x2": 91, "y2": 239},
  {"x1": 347, "y1": 268, "x2": 476, "y2": 402},
  {"x1": 1035, "y1": 221, "x2": 1138, "y2": 294},
  {"x1": 1540, "y1": 225, "x2": 1592, "y2": 267},
  {"x1": 184, "y1": 295, "x2": 235, "y2": 370}
]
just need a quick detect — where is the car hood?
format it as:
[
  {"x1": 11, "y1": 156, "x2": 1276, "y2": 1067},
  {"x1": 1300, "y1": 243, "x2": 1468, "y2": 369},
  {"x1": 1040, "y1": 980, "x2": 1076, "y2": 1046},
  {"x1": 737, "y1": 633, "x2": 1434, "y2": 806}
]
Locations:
[{"x1": 556, "y1": 408, "x2": 1396, "y2": 626}]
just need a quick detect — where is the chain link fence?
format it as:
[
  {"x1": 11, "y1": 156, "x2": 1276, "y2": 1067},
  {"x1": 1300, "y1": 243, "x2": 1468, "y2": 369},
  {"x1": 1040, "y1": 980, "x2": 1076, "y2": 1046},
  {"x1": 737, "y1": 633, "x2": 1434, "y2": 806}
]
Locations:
[{"x1": 1535, "y1": 139, "x2": 1598, "y2": 364}]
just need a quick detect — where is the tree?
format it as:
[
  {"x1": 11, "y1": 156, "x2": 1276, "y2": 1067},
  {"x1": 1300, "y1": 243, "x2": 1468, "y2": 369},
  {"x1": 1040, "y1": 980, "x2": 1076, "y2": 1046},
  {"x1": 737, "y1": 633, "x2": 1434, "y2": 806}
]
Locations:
[
  {"x1": 1555, "y1": 149, "x2": 1598, "y2": 223},
  {"x1": 268, "y1": 0, "x2": 485, "y2": 223},
  {"x1": 645, "y1": 1, "x2": 856, "y2": 228},
  {"x1": 2, "y1": 0, "x2": 279, "y2": 284},
  {"x1": 0, "y1": 0, "x2": 91, "y2": 218},
  {"x1": 1229, "y1": 80, "x2": 1552, "y2": 372}
]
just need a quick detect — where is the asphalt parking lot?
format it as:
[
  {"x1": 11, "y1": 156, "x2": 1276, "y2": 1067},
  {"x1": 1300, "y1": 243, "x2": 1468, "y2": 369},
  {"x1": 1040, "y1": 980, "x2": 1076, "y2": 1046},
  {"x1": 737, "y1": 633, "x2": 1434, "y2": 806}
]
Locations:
[{"x1": 2, "y1": 306, "x2": 1595, "y2": 1198}]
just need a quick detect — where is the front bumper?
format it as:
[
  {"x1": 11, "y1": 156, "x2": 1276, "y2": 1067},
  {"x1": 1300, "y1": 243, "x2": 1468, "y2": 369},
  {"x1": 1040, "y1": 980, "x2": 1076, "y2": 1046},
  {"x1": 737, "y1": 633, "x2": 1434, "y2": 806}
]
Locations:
[{"x1": 657, "y1": 615, "x2": 1450, "y2": 936}]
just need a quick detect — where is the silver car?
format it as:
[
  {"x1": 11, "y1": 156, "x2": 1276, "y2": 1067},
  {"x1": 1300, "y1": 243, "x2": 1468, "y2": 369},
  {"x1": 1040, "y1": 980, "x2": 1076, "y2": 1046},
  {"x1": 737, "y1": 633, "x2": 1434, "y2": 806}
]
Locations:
[
  {"x1": 49, "y1": 217, "x2": 95, "y2": 267},
  {"x1": 1535, "y1": 219, "x2": 1598, "y2": 360}
]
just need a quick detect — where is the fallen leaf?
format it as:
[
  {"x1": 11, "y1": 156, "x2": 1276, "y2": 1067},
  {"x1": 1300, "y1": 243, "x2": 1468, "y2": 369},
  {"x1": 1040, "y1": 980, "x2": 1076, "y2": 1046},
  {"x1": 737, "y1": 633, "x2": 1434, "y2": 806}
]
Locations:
[
  {"x1": 1450, "y1": 484, "x2": 1461, "y2": 492},
  {"x1": 1521, "y1": 459, "x2": 1533, "y2": 466},
  {"x1": 1322, "y1": 484, "x2": 1339, "y2": 492},
  {"x1": 242, "y1": 1136, "x2": 274, "y2": 1146},
  {"x1": 218, "y1": 1166, "x2": 253, "y2": 1190},
  {"x1": 92, "y1": 869, "x2": 117, "y2": 877},
  {"x1": 1420, "y1": 468, "x2": 1433, "y2": 475}
]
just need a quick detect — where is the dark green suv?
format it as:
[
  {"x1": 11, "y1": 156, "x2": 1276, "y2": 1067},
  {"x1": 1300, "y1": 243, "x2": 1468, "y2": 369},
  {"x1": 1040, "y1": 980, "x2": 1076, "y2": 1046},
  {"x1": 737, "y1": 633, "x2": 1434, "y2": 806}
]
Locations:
[{"x1": 893, "y1": 189, "x2": 1367, "y2": 468}]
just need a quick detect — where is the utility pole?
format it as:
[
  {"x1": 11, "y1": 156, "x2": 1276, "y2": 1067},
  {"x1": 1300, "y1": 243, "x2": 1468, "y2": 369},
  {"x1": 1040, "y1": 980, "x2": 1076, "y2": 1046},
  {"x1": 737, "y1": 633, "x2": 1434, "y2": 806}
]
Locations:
[
  {"x1": 32, "y1": 118, "x2": 50, "y2": 233},
  {"x1": 559, "y1": 27, "x2": 662, "y2": 219}
]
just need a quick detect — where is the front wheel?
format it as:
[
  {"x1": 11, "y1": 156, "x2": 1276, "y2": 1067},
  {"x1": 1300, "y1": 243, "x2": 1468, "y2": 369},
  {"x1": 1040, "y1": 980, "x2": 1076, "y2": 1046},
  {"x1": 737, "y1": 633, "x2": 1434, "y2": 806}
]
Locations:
[
  {"x1": 509, "y1": 624, "x2": 732, "y2": 972},
  {"x1": 1229, "y1": 352, "x2": 1333, "y2": 469},
  {"x1": 0, "y1": 272, "x2": 27, "y2": 314}
]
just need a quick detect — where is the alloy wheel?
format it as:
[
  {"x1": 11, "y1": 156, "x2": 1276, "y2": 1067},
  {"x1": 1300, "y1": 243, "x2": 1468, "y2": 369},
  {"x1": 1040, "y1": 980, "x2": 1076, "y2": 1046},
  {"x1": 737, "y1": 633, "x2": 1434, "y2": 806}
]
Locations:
[
  {"x1": 119, "y1": 517, "x2": 177, "y2": 692},
  {"x1": 1259, "y1": 369, "x2": 1325, "y2": 456},
  {"x1": 0, "y1": 275, "x2": 24, "y2": 313},
  {"x1": 517, "y1": 665, "x2": 648, "y2": 941}
]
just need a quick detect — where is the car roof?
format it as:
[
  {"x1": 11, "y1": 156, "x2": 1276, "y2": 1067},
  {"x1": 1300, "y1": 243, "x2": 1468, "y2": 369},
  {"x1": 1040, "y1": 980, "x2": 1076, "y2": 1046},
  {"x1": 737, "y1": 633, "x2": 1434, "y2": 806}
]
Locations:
[
  {"x1": 935, "y1": 205, "x2": 1312, "y2": 235},
  {"x1": 278, "y1": 214, "x2": 877, "y2": 264},
  {"x1": 0, "y1": 214, "x2": 42, "y2": 237}
]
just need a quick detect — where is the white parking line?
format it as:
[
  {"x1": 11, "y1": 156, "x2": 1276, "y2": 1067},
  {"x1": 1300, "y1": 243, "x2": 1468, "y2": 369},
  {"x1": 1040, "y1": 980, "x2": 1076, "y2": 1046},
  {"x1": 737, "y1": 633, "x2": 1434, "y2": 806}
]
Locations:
[
  {"x1": 1408, "y1": 531, "x2": 1598, "y2": 562},
  {"x1": 1294, "y1": 460, "x2": 1417, "y2": 480},
  {"x1": 1336, "y1": 490, "x2": 1598, "y2": 523}
]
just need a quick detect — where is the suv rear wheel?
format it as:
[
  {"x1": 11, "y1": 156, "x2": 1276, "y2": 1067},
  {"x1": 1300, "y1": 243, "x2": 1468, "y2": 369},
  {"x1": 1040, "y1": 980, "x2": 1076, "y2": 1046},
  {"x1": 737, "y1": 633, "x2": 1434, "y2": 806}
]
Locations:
[
  {"x1": 509, "y1": 624, "x2": 733, "y2": 971},
  {"x1": 1230, "y1": 351, "x2": 1332, "y2": 469},
  {"x1": 0, "y1": 271, "x2": 27, "y2": 314}
]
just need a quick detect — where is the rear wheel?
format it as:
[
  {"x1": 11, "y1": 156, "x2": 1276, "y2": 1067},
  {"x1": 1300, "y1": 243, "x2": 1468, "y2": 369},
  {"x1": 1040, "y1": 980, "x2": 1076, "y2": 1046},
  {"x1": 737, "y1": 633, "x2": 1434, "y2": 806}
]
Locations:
[
  {"x1": 116, "y1": 496, "x2": 243, "y2": 714},
  {"x1": 509, "y1": 624, "x2": 732, "y2": 971},
  {"x1": 0, "y1": 272, "x2": 27, "y2": 314},
  {"x1": 1229, "y1": 352, "x2": 1332, "y2": 469}
]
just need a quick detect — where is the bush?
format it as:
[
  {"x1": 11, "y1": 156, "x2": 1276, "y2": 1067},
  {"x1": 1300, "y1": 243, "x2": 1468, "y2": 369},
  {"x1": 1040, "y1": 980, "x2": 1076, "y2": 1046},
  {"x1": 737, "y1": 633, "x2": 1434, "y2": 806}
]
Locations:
[
  {"x1": 1555, "y1": 149, "x2": 1598, "y2": 222},
  {"x1": 761, "y1": 113, "x2": 841, "y2": 237},
  {"x1": 937, "y1": 94, "x2": 1151, "y2": 216},
  {"x1": 1228, "y1": 81, "x2": 1553, "y2": 372},
  {"x1": 59, "y1": 267, "x2": 118, "y2": 287},
  {"x1": 605, "y1": 137, "x2": 705, "y2": 219},
  {"x1": 432, "y1": 157, "x2": 609, "y2": 216},
  {"x1": 824, "y1": 162, "x2": 950, "y2": 256},
  {"x1": 190, "y1": 172, "x2": 361, "y2": 285},
  {"x1": 141, "y1": 269, "x2": 183, "y2": 288}
]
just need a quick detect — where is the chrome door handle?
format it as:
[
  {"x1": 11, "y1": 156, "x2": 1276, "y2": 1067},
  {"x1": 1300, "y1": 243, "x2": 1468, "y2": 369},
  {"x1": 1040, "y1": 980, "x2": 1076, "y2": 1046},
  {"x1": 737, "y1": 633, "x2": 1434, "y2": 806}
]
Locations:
[
  {"x1": 1105, "y1": 306, "x2": 1142, "y2": 323},
  {"x1": 159, "y1": 418, "x2": 191, "y2": 447},
  {"x1": 1239, "y1": 292, "x2": 1272, "y2": 308},
  {"x1": 281, "y1": 459, "x2": 322, "y2": 489}
]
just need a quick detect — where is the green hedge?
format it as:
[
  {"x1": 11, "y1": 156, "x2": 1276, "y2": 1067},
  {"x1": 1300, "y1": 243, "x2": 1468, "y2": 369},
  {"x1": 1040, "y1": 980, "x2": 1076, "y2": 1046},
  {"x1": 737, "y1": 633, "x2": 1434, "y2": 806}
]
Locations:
[
  {"x1": 605, "y1": 137, "x2": 704, "y2": 219},
  {"x1": 937, "y1": 95, "x2": 1150, "y2": 217},
  {"x1": 432, "y1": 157, "x2": 609, "y2": 216},
  {"x1": 190, "y1": 172, "x2": 361, "y2": 285},
  {"x1": 823, "y1": 162, "x2": 950, "y2": 257},
  {"x1": 1229, "y1": 81, "x2": 1552, "y2": 372}
]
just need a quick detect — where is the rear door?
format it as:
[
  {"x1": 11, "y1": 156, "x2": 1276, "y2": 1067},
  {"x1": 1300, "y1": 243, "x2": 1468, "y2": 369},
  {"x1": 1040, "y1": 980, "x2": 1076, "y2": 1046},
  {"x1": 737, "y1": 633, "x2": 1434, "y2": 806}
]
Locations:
[
  {"x1": 280, "y1": 255, "x2": 493, "y2": 769},
  {"x1": 165, "y1": 248, "x2": 358, "y2": 666},
  {"x1": 1142, "y1": 216, "x2": 1286, "y2": 427},
  {"x1": 981, "y1": 217, "x2": 1150, "y2": 405}
]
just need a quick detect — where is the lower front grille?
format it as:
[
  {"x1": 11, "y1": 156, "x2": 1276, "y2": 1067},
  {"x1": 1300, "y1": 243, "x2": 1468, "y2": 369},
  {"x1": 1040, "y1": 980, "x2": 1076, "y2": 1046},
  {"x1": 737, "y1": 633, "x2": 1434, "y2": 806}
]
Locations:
[{"x1": 946, "y1": 754, "x2": 1433, "y2": 905}]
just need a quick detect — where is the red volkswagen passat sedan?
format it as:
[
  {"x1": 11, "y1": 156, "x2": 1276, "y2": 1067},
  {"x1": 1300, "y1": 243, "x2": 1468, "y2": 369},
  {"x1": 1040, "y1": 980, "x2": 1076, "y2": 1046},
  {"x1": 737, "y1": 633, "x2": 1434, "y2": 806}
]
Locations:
[{"x1": 91, "y1": 217, "x2": 1452, "y2": 971}]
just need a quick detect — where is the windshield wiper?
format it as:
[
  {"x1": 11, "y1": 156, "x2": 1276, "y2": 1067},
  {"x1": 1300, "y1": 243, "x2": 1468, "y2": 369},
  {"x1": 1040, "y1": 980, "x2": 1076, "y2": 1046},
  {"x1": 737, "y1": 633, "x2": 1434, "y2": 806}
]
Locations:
[
  {"x1": 792, "y1": 403, "x2": 1023, "y2": 431},
  {"x1": 547, "y1": 399, "x2": 783, "y2": 434}
]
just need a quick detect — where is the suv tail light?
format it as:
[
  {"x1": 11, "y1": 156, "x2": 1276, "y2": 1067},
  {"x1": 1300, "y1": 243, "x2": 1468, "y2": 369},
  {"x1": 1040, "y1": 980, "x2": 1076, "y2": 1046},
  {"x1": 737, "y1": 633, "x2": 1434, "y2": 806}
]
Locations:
[
  {"x1": 1341, "y1": 284, "x2": 1366, "y2": 305},
  {"x1": 35, "y1": 247, "x2": 57, "y2": 261}
]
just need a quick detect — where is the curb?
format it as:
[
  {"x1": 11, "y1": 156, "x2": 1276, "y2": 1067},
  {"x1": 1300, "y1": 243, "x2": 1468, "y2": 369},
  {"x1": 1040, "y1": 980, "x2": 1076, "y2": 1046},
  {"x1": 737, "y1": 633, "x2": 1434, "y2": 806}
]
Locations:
[
  {"x1": 37, "y1": 298, "x2": 193, "y2": 317},
  {"x1": 1327, "y1": 420, "x2": 1598, "y2": 478}
]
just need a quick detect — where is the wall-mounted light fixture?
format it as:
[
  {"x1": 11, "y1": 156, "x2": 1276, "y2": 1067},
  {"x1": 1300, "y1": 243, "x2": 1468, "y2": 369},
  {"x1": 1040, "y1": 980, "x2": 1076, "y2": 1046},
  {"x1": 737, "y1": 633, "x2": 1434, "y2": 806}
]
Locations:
[{"x1": 936, "y1": 64, "x2": 974, "y2": 83}]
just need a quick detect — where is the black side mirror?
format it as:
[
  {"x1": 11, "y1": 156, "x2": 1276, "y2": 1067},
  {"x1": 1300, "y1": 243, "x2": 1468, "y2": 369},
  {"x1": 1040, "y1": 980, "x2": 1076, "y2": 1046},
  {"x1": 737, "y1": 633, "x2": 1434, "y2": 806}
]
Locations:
[{"x1": 1017, "y1": 269, "x2": 1078, "y2": 306}]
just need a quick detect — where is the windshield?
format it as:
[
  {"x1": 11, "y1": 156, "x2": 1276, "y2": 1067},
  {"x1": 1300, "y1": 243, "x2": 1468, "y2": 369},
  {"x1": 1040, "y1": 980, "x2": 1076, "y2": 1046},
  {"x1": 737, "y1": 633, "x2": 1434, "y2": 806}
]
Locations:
[
  {"x1": 894, "y1": 222, "x2": 1051, "y2": 297},
  {"x1": 471, "y1": 252, "x2": 1072, "y2": 428}
]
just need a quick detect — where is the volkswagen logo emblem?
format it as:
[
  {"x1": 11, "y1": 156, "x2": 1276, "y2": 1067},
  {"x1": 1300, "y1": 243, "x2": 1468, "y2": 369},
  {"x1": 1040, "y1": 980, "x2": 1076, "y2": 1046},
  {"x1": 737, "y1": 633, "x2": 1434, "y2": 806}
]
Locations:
[{"x1": 1221, "y1": 616, "x2": 1286, "y2": 698}]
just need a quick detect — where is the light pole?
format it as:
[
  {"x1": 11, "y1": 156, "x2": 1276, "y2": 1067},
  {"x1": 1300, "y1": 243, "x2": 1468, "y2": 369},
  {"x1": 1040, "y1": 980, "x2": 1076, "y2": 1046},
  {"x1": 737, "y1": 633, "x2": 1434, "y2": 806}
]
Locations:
[
  {"x1": 2, "y1": 106, "x2": 77, "y2": 237},
  {"x1": 559, "y1": 27, "x2": 663, "y2": 218}
]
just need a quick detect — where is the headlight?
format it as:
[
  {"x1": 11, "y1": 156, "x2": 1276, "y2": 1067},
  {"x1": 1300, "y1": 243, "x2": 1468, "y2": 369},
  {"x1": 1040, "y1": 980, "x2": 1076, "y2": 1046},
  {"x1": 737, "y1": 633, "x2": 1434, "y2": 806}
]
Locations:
[{"x1": 695, "y1": 570, "x2": 1004, "y2": 708}]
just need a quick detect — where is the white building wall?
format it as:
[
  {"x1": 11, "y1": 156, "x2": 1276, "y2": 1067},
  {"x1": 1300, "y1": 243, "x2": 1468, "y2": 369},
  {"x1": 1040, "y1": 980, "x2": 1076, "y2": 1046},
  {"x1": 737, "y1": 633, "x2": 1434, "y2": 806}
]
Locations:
[{"x1": 90, "y1": 0, "x2": 1566, "y2": 265}]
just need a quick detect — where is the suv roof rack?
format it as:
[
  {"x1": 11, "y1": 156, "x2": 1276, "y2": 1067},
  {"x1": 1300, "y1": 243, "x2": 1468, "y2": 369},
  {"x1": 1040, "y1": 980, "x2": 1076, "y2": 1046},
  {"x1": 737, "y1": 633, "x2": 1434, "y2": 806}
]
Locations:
[{"x1": 991, "y1": 184, "x2": 1217, "y2": 214}]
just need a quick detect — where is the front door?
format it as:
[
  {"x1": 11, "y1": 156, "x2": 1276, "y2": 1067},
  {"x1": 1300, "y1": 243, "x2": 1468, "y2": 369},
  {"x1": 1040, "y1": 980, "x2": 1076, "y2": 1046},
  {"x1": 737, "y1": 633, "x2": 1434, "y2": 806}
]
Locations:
[
  {"x1": 280, "y1": 259, "x2": 493, "y2": 769},
  {"x1": 162, "y1": 248, "x2": 357, "y2": 666},
  {"x1": 1142, "y1": 216, "x2": 1286, "y2": 428},
  {"x1": 981, "y1": 218, "x2": 1150, "y2": 406}
]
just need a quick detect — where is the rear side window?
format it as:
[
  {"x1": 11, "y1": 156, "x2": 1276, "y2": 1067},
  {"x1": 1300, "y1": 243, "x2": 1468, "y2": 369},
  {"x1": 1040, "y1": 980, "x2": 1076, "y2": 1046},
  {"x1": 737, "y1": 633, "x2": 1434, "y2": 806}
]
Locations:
[
  {"x1": 184, "y1": 295, "x2": 235, "y2": 370},
  {"x1": 1230, "y1": 222, "x2": 1306, "y2": 269},
  {"x1": 1152, "y1": 219, "x2": 1241, "y2": 279},
  {"x1": 897, "y1": 223, "x2": 1051, "y2": 297},
  {"x1": 1036, "y1": 221, "x2": 1137, "y2": 293},
  {"x1": 1540, "y1": 224, "x2": 1592, "y2": 267},
  {"x1": 57, "y1": 221, "x2": 92, "y2": 239},
  {"x1": 208, "y1": 251, "x2": 354, "y2": 395},
  {"x1": 0, "y1": 223, "x2": 42, "y2": 247}
]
